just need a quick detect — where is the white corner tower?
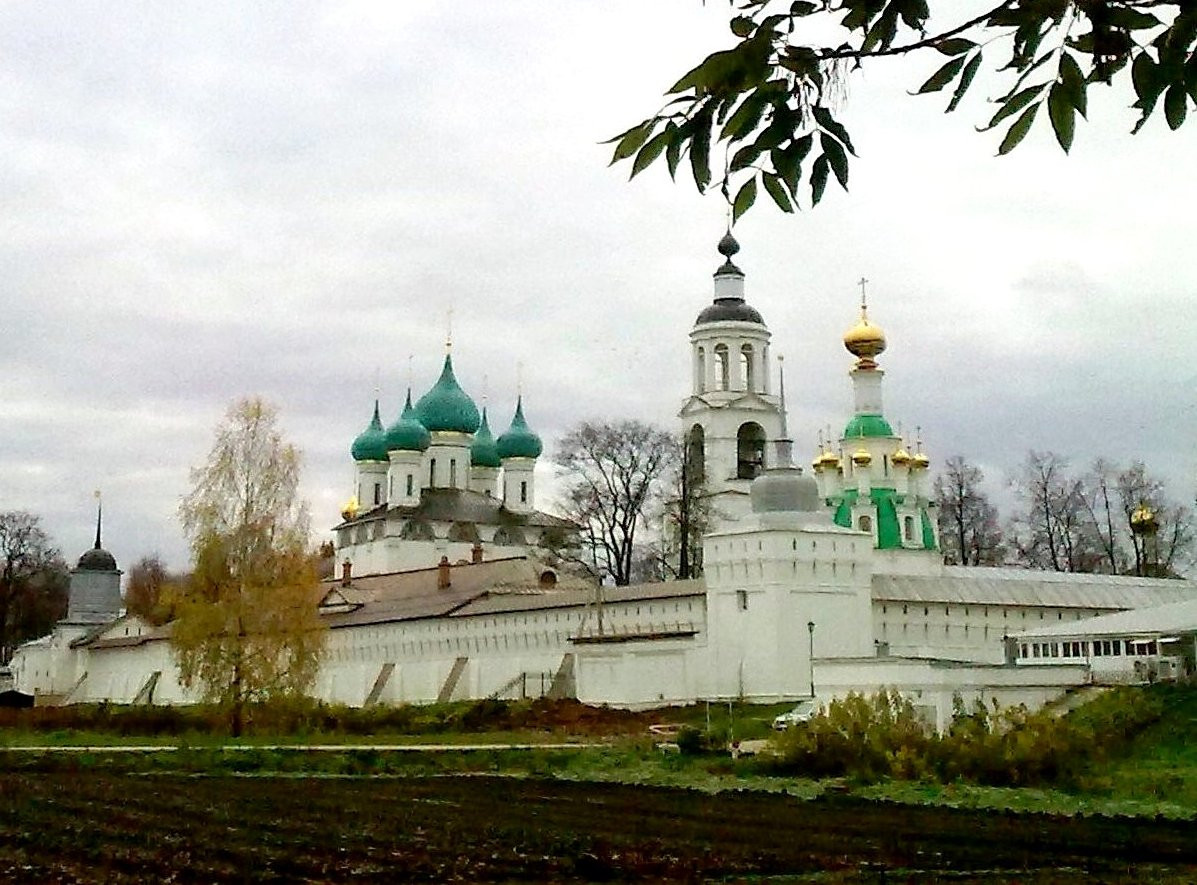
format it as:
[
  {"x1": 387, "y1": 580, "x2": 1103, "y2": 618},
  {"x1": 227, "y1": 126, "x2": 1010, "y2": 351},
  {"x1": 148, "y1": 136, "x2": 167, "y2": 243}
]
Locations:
[{"x1": 679, "y1": 232, "x2": 783, "y2": 527}]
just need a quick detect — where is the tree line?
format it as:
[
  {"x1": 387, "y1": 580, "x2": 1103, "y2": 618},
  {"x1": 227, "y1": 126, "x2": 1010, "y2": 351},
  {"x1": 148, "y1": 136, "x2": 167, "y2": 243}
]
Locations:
[{"x1": 935, "y1": 452, "x2": 1195, "y2": 577}]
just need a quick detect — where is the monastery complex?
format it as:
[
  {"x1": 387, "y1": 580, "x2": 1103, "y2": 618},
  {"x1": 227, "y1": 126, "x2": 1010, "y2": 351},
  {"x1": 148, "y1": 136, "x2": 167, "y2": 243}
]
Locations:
[{"x1": 12, "y1": 236, "x2": 1197, "y2": 727}]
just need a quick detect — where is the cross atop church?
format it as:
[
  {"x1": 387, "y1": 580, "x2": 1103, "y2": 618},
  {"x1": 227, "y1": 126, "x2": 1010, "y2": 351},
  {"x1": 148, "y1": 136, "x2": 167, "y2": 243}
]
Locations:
[
  {"x1": 445, "y1": 306, "x2": 454, "y2": 350},
  {"x1": 858, "y1": 276, "x2": 869, "y2": 311}
]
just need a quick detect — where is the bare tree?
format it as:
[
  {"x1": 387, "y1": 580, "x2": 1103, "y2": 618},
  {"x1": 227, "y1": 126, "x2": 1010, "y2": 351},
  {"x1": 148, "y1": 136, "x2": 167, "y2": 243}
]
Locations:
[
  {"x1": 933, "y1": 456, "x2": 1004, "y2": 566},
  {"x1": 1115, "y1": 462, "x2": 1195, "y2": 577},
  {"x1": 554, "y1": 421, "x2": 674, "y2": 586},
  {"x1": 1009, "y1": 451, "x2": 1102, "y2": 573},
  {"x1": 0, "y1": 512, "x2": 68, "y2": 663}
]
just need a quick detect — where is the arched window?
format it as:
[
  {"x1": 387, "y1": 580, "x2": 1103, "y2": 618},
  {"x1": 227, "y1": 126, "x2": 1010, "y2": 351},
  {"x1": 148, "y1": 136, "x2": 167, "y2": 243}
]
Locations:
[
  {"x1": 736, "y1": 422, "x2": 766, "y2": 479},
  {"x1": 686, "y1": 424, "x2": 705, "y2": 486},
  {"x1": 740, "y1": 344, "x2": 754, "y2": 391},
  {"x1": 904, "y1": 515, "x2": 915, "y2": 541},
  {"x1": 696, "y1": 347, "x2": 706, "y2": 393},
  {"x1": 429, "y1": 458, "x2": 436, "y2": 488},
  {"x1": 714, "y1": 344, "x2": 730, "y2": 391},
  {"x1": 859, "y1": 514, "x2": 873, "y2": 532}
]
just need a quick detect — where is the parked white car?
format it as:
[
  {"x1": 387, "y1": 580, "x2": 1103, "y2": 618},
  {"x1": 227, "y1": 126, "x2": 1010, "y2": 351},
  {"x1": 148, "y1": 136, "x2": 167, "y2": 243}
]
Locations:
[{"x1": 771, "y1": 698, "x2": 819, "y2": 731}]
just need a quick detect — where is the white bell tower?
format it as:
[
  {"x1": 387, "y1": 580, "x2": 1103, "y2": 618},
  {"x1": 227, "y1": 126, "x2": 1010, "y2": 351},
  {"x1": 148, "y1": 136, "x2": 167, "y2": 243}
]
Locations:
[{"x1": 679, "y1": 233, "x2": 783, "y2": 527}]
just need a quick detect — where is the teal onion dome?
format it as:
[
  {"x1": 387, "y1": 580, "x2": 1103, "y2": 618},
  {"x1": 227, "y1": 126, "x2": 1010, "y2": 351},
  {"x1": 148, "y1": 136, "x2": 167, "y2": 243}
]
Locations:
[
  {"x1": 386, "y1": 389, "x2": 431, "y2": 452},
  {"x1": 843, "y1": 413, "x2": 894, "y2": 438},
  {"x1": 496, "y1": 396, "x2": 543, "y2": 459},
  {"x1": 470, "y1": 407, "x2": 502, "y2": 468},
  {"x1": 351, "y1": 399, "x2": 389, "y2": 461},
  {"x1": 415, "y1": 355, "x2": 481, "y2": 433}
]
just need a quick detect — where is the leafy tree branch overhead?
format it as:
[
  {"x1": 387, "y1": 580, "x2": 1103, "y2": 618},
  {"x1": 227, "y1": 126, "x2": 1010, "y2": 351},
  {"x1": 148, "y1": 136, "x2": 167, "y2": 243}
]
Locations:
[{"x1": 609, "y1": 1, "x2": 1196, "y2": 219}]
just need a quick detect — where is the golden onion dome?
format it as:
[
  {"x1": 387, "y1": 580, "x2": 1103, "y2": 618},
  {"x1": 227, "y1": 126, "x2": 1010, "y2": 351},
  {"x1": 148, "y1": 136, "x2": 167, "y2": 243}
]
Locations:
[
  {"x1": 821, "y1": 451, "x2": 841, "y2": 469},
  {"x1": 851, "y1": 449, "x2": 873, "y2": 466},
  {"x1": 811, "y1": 455, "x2": 824, "y2": 472},
  {"x1": 910, "y1": 452, "x2": 930, "y2": 470},
  {"x1": 1130, "y1": 504, "x2": 1159, "y2": 535},
  {"x1": 892, "y1": 447, "x2": 911, "y2": 466},
  {"x1": 843, "y1": 312, "x2": 886, "y2": 366},
  {"x1": 340, "y1": 496, "x2": 359, "y2": 521}
]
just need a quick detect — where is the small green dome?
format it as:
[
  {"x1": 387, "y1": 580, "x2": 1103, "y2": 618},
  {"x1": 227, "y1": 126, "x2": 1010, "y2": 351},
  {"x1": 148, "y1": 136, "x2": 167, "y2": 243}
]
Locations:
[
  {"x1": 496, "y1": 396, "x2": 543, "y2": 459},
  {"x1": 351, "y1": 400, "x2": 389, "y2": 461},
  {"x1": 386, "y1": 389, "x2": 431, "y2": 452},
  {"x1": 415, "y1": 355, "x2": 480, "y2": 433},
  {"x1": 470, "y1": 407, "x2": 502, "y2": 468},
  {"x1": 843, "y1": 413, "x2": 894, "y2": 438}
]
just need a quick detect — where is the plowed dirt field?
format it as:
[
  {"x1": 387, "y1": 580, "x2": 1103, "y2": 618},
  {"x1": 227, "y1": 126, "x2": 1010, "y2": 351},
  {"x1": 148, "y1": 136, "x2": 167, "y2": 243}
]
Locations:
[{"x1": 2, "y1": 773, "x2": 1195, "y2": 882}]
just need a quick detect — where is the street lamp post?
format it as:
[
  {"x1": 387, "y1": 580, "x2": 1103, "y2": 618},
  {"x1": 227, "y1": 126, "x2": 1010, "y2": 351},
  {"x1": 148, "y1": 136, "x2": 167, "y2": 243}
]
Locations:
[{"x1": 807, "y1": 620, "x2": 816, "y2": 699}]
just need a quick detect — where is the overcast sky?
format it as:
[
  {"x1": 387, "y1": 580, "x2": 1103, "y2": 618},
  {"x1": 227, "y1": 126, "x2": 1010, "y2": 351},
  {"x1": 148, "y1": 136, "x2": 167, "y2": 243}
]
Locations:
[{"x1": 2, "y1": 2, "x2": 1194, "y2": 573}]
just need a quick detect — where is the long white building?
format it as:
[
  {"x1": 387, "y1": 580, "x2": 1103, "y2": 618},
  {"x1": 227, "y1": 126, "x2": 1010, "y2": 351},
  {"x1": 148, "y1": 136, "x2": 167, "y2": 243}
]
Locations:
[{"x1": 12, "y1": 236, "x2": 1195, "y2": 727}]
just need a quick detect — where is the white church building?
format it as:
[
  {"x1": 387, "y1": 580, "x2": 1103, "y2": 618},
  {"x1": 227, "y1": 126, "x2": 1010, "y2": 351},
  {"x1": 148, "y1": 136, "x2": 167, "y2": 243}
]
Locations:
[{"x1": 12, "y1": 236, "x2": 1195, "y2": 727}]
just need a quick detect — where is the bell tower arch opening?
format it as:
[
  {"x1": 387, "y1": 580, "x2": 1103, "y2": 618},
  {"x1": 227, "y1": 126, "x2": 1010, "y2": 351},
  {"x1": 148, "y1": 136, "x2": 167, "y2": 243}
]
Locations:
[{"x1": 736, "y1": 422, "x2": 766, "y2": 479}]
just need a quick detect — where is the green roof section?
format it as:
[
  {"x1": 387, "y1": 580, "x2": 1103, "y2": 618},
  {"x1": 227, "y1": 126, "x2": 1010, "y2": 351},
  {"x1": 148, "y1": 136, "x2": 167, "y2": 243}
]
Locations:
[
  {"x1": 843, "y1": 413, "x2": 895, "y2": 439},
  {"x1": 351, "y1": 399, "x2": 389, "y2": 462},
  {"x1": 386, "y1": 389, "x2": 431, "y2": 453},
  {"x1": 921, "y1": 508, "x2": 938, "y2": 550},
  {"x1": 470, "y1": 407, "x2": 502, "y2": 468},
  {"x1": 496, "y1": 396, "x2": 543, "y2": 460},
  {"x1": 873, "y1": 489, "x2": 902, "y2": 550},
  {"x1": 415, "y1": 355, "x2": 481, "y2": 434}
]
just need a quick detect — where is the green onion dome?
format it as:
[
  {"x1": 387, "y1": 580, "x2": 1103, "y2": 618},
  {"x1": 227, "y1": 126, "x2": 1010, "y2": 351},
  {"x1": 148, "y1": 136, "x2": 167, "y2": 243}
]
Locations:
[
  {"x1": 496, "y1": 396, "x2": 543, "y2": 460},
  {"x1": 470, "y1": 407, "x2": 502, "y2": 468},
  {"x1": 415, "y1": 355, "x2": 481, "y2": 434},
  {"x1": 386, "y1": 389, "x2": 431, "y2": 453},
  {"x1": 843, "y1": 413, "x2": 894, "y2": 439},
  {"x1": 351, "y1": 399, "x2": 390, "y2": 461}
]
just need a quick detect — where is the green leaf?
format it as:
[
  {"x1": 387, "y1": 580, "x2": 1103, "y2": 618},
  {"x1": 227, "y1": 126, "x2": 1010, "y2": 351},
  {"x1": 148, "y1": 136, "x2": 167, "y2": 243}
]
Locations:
[
  {"x1": 997, "y1": 103, "x2": 1039, "y2": 155},
  {"x1": 608, "y1": 122, "x2": 654, "y2": 165},
  {"x1": 1047, "y1": 82, "x2": 1075, "y2": 152},
  {"x1": 763, "y1": 172, "x2": 794, "y2": 213},
  {"x1": 820, "y1": 132, "x2": 849, "y2": 190},
  {"x1": 934, "y1": 38, "x2": 975, "y2": 56},
  {"x1": 1132, "y1": 51, "x2": 1163, "y2": 103},
  {"x1": 812, "y1": 106, "x2": 856, "y2": 156},
  {"x1": 773, "y1": 133, "x2": 812, "y2": 195},
  {"x1": 789, "y1": 1, "x2": 818, "y2": 15},
  {"x1": 810, "y1": 154, "x2": 830, "y2": 206},
  {"x1": 1058, "y1": 52, "x2": 1087, "y2": 118},
  {"x1": 731, "y1": 143, "x2": 762, "y2": 173},
  {"x1": 630, "y1": 129, "x2": 671, "y2": 179},
  {"x1": 730, "y1": 16, "x2": 755, "y2": 38},
  {"x1": 690, "y1": 110, "x2": 713, "y2": 191},
  {"x1": 898, "y1": 0, "x2": 930, "y2": 31},
  {"x1": 916, "y1": 55, "x2": 967, "y2": 94},
  {"x1": 980, "y1": 83, "x2": 1046, "y2": 131},
  {"x1": 721, "y1": 90, "x2": 770, "y2": 142},
  {"x1": 946, "y1": 53, "x2": 982, "y2": 113},
  {"x1": 665, "y1": 122, "x2": 685, "y2": 180},
  {"x1": 732, "y1": 177, "x2": 758, "y2": 223},
  {"x1": 1165, "y1": 83, "x2": 1188, "y2": 130}
]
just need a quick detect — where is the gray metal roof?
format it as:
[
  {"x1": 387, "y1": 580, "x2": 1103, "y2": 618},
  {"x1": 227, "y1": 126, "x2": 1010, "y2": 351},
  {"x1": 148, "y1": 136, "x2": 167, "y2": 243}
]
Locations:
[
  {"x1": 451, "y1": 579, "x2": 704, "y2": 618},
  {"x1": 1012, "y1": 596, "x2": 1197, "y2": 640},
  {"x1": 872, "y1": 567, "x2": 1196, "y2": 610},
  {"x1": 334, "y1": 487, "x2": 576, "y2": 531}
]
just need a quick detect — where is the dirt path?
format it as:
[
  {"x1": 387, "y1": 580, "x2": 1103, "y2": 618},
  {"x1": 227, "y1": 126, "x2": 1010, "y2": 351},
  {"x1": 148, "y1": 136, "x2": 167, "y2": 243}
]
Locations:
[{"x1": 1, "y1": 773, "x2": 1194, "y2": 882}]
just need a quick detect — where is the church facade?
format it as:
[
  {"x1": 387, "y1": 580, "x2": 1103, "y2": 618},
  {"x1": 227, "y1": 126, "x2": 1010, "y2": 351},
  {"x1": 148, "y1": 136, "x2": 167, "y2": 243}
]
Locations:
[{"x1": 12, "y1": 237, "x2": 1195, "y2": 726}]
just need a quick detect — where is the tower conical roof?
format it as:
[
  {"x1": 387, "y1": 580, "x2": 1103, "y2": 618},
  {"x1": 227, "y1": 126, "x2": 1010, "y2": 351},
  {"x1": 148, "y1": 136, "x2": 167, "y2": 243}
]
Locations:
[
  {"x1": 415, "y1": 355, "x2": 481, "y2": 433},
  {"x1": 470, "y1": 407, "x2": 502, "y2": 468},
  {"x1": 386, "y1": 389, "x2": 432, "y2": 452},
  {"x1": 351, "y1": 399, "x2": 390, "y2": 461},
  {"x1": 496, "y1": 396, "x2": 542, "y2": 459}
]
